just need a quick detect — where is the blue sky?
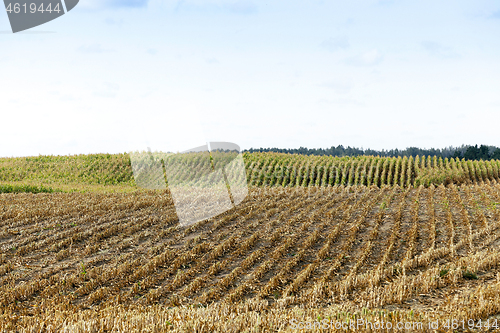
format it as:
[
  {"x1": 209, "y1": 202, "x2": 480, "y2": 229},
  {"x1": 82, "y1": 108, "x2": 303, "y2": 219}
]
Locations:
[{"x1": 1, "y1": 0, "x2": 500, "y2": 157}]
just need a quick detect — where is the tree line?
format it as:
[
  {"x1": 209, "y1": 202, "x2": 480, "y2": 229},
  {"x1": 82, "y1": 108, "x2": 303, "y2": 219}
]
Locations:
[{"x1": 245, "y1": 144, "x2": 500, "y2": 161}]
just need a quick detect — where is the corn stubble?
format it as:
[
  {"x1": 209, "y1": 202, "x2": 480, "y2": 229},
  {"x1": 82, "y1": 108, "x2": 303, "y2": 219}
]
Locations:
[{"x1": 1, "y1": 183, "x2": 500, "y2": 332}]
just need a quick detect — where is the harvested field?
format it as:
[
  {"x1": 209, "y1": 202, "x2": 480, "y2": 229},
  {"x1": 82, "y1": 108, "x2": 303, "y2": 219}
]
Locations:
[{"x1": 1, "y1": 183, "x2": 500, "y2": 331}]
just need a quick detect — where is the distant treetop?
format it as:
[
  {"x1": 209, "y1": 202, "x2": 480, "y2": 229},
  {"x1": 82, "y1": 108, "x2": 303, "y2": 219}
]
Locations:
[{"x1": 244, "y1": 144, "x2": 500, "y2": 161}]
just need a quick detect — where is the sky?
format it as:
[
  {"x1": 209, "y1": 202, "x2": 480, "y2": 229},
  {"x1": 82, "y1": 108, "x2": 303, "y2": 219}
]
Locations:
[{"x1": 1, "y1": 0, "x2": 500, "y2": 157}]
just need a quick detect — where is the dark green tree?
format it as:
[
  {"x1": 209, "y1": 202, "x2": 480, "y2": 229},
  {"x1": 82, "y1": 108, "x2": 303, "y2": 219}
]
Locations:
[
  {"x1": 492, "y1": 148, "x2": 500, "y2": 160},
  {"x1": 464, "y1": 145, "x2": 480, "y2": 160},
  {"x1": 479, "y1": 145, "x2": 490, "y2": 160}
]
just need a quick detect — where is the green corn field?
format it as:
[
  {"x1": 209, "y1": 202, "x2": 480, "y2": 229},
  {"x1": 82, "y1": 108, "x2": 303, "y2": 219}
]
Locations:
[{"x1": 2, "y1": 152, "x2": 498, "y2": 193}]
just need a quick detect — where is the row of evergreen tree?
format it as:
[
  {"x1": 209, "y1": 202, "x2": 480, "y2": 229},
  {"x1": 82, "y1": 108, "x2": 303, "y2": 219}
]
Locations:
[{"x1": 245, "y1": 144, "x2": 500, "y2": 161}]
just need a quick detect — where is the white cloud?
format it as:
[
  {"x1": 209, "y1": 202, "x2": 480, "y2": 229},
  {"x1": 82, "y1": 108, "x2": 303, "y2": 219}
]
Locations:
[
  {"x1": 80, "y1": 0, "x2": 149, "y2": 10},
  {"x1": 489, "y1": 10, "x2": 500, "y2": 19},
  {"x1": 206, "y1": 57, "x2": 220, "y2": 64},
  {"x1": 93, "y1": 82, "x2": 120, "y2": 98},
  {"x1": 344, "y1": 49, "x2": 383, "y2": 66},
  {"x1": 223, "y1": 1, "x2": 257, "y2": 14},
  {"x1": 105, "y1": 18, "x2": 124, "y2": 25},
  {"x1": 93, "y1": 91, "x2": 117, "y2": 98},
  {"x1": 77, "y1": 43, "x2": 112, "y2": 53},
  {"x1": 317, "y1": 98, "x2": 364, "y2": 106},
  {"x1": 421, "y1": 41, "x2": 460, "y2": 59},
  {"x1": 320, "y1": 36, "x2": 349, "y2": 52},
  {"x1": 317, "y1": 81, "x2": 351, "y2": 94},
  {"x1": 174, "y1": 0, "x2": 258, "y2": 14}
]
